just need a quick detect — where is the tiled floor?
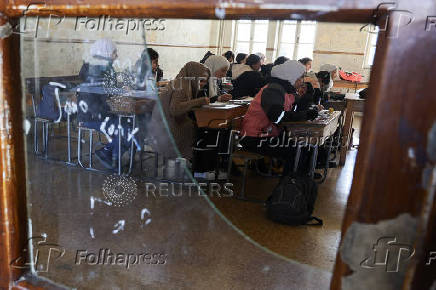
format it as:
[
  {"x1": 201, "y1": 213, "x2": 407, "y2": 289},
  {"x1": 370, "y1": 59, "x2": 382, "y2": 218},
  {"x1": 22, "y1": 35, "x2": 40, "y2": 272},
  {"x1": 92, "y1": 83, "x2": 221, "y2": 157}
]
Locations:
[{"x1": 24, "y1": 117, "x2": 362, "y2": 289}]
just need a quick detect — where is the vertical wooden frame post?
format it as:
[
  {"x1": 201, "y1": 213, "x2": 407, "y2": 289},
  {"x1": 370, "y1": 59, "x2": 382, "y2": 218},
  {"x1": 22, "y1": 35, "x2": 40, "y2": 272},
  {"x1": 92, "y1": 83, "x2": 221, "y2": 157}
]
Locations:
[
  {"x1": 0, "y1": 16, "x2": 28, "y2": 288},
  {"x1": 0, "y1": 1, "x2": 434, "y2": 289}
]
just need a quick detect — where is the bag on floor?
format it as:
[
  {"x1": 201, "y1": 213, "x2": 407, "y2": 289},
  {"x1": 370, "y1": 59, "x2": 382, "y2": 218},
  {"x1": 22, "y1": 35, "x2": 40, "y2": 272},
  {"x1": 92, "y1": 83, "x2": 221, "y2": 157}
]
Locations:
[{"x1": 265, "y1": 174, "x2": 323, "y2": 226}]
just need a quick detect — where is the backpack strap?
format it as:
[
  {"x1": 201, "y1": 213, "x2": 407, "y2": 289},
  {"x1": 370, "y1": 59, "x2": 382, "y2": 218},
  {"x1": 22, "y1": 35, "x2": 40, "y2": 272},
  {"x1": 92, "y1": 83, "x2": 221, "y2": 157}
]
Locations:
[{"x1": 306, "y1": 216, "x2": 323, "y2": 226}]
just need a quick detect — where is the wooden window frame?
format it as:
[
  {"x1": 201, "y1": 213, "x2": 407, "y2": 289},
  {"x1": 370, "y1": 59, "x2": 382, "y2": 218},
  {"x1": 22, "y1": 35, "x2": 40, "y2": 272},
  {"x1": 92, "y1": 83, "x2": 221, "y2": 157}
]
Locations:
[{"x1": 0, "y1": 1, "x2": 435, "y2": 290}]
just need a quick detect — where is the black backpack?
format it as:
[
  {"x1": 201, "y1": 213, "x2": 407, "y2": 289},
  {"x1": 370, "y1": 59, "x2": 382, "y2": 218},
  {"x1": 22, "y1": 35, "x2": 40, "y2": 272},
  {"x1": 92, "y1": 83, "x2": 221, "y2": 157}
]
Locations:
[{"x1": 265, "y1": 174, "x2": 323, "y2": 226}]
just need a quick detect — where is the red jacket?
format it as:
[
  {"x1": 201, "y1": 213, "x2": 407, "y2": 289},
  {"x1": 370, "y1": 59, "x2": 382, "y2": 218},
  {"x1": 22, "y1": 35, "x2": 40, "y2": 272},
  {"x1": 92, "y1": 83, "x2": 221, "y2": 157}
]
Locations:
[{"x1": 241, "y1": 84, "x2": 295, "y2": 138}]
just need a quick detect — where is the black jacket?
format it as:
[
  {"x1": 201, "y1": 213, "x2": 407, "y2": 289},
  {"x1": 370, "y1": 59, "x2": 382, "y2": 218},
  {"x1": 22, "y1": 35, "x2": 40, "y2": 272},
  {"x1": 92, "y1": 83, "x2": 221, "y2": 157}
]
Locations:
[
  {"x1": 77, "y1": 63, "x2": 115, "y2": 123},
  {"x1": 260, "y1": 79, "x2": 318, "y2": 123},
  {"x1": 231, "y1": 71, "x2": 266, "y2": 99}
]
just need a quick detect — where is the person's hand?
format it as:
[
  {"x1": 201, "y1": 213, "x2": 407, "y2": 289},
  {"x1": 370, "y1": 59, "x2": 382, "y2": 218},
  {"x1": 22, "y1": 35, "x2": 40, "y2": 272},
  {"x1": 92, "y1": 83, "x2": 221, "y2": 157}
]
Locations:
[
  {"x1": 217, "y1": 94, "x2": 232, "y2": 102},
  {"x1": 202, "y1": 97, "x2": 210, "y2": 105},
  {"x1": 317, "y1": 104, "x2": 324, "y2": 111}
]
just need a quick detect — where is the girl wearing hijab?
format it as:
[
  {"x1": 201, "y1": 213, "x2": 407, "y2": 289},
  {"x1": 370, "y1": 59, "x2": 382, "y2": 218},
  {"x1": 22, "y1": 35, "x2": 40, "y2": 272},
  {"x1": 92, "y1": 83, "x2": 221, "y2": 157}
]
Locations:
[
  {"x1": 133, "y1": 48, "x2": 163, "y2": 90},
  {"x1": 317, "y1": 64, "x2": 338, "y2": 93},
  {"x1": 239, "y1": 60, "x2": 318, "y2": 176},
  {"x1": 155, "y1": 62, "x2": 210, "y2": 160},
  {"x1": 78, "y1": 38, "x2": 134, "y2": 169},
  {"x1": 79, "y1": 38, "x2": 117, "y2": 82},
  {"x1": 231, "y1": 54, "x2": 266, "y2": 99},
  {"x1": 203, "y1": 55, "x2": 232, "y2": 102}
]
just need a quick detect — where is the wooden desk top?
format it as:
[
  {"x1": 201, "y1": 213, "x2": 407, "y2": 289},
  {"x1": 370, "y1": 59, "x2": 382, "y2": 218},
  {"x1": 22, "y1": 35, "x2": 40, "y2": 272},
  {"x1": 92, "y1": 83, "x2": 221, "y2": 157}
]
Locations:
[
  {"x1": 281, "y1": 111, "x2": 341, "y2": 127},
  {"x1": 333, "y1": 80, "x2": 369, "y2": 90},
  {"x1": 345, "y1": 93, "x2": 365, "y2": 101},
  {"x1": 193, "y1": 102, "x2": 249, "y2": 128},
  {"x1": 281, "y1": 111, "x2": 341, "y2": 144}
]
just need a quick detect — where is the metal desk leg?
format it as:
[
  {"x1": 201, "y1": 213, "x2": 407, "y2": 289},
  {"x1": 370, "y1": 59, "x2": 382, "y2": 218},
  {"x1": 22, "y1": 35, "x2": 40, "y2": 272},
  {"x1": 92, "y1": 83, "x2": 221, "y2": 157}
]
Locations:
[
  {"x1": 89, "y1": 130, "x2": 93, "y2": 168},
  {"x1": 34, "y1": 119, "x2": 38, "y2": 153},
  {"x1": 44, "y1": 122, "x2": 49, "y2": 159},
  {"x1": 118, "y1": 115, "x2": 122, "y2": 175},
  {"x1": 67, "y1": 113, "x2": 71, "y2": 164},
  {"x1": 128, "y1": 115, "x2": 136, "y2": 175},
  {"x1": 293, "y1": 142, "x2": 302, "y2": 173},
  {"x1": 117, "y1": 114, "x2": 136, "y2": 176},
  {"x1": 309, "y1": 144, "x2": 319, "y2": 179},
  {"x1": 339, "y1": 100, "x2": 354, "y2": 165}
]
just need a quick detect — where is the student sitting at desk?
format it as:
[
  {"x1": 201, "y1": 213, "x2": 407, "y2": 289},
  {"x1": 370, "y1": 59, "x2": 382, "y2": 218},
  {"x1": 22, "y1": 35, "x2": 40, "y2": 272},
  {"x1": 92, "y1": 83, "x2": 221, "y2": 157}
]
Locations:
[
  {"x1": 230, "y1": 53, "x2": 247, "y2": 78},
  {"x1": 203, "y1": 55, "x2": 232, "y2": 103},
  {"x1": 240, "y1": 60, "x2": 318, "y2": 176},
  {"x1": 231, "y1": 54, "x2": 266, "y2": 99},
  {"x1": 317, "y1": 63, "x2": 338, "y2": 93},
  {"x1": 133, "y1": 48, "x2": 163, "y2": 90},
  {"x1": 158, "y1": 62, "x2": 210, "y2": 160},
  {"x1": 78, "y1": 38, "x2": 139, "y2": 169},
  {"x1": 260, "y1": 56, "x2": 290, "y2": 80}
]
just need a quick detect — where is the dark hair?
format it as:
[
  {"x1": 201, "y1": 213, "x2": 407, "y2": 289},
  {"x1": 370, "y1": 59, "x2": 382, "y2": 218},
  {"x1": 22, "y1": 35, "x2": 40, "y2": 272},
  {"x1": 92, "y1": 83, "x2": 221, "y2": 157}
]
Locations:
[
  {"x1": 146, "y1": 48, "x2": 159, "y2": 60},
  {"x1": 200, "y1": 51, "x2": 214, "y2": 64},
  {"x1": 316, "y1": 71, "x2": 331, "y2": 85},
  {"x1": 235, "y1": 53, "x2": 247, "y2": 64},
  {"x1": 245, "y1": 54, "x2": 261, "y2": 68},
  {"x1": 273, "y1": 56, "x2": 289, "y2": 66},
  {"x1": 223, "y1": 51, "x2": 235, "y2": 62},
  {"x1": 298, "y1": 57, "x2": 312, "y2": 65}
]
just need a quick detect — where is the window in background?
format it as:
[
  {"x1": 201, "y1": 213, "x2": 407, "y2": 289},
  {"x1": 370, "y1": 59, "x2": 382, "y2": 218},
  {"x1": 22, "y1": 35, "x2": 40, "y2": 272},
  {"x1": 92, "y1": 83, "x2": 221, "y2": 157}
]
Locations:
[
  {"x1": 233, "y1": 20, "x2": 269, "y2": 55},
  {"x1": 365, "y1": 26, "x2": 379, "y2": 67},
  {"x1": 276, "y1": 20, "x2": 317, "y2": 60}
]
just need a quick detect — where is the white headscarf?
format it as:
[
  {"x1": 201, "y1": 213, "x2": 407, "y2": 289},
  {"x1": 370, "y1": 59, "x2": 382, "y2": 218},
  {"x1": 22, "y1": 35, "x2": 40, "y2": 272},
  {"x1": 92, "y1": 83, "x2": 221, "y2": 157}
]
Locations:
[
  {"x1": 271, "y1": 60, "x2": 306, "y2": 86},
  {"x1": 319, "y1": 64, "x2": 337, "y2": 73},
  {"x1": 203, "y1": 55, "x2": 230, "y2": 98},
  {"x1": 319, "y1": 64, "x2": 338, "y2": 91},
  {"x1": 90, "y1": 38, "x2": 117, "y2": 60},
  {"x1": 255, "y1": 52, "x2": 266, "y2": 64}
]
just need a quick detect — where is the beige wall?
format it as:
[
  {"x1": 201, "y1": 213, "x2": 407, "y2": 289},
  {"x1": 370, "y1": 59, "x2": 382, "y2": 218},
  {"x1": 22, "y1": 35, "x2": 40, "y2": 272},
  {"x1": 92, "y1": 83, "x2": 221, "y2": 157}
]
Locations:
[
  {"x1": 21, "y1": 18, "x2": 372, "y2": 82},
  {"x1": 312, "y1": 23, "x2": 372, "y2": 82},
  {"x1": 21, "y1": 18, "x2": 221, "y2": 80}
]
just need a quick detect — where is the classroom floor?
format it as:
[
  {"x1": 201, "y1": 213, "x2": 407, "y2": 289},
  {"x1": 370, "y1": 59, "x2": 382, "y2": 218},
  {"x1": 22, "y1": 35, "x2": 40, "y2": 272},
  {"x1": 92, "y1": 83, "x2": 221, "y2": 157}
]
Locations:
[{"x1": 23, "y1": 117, "x2": 362, "y2": 289}]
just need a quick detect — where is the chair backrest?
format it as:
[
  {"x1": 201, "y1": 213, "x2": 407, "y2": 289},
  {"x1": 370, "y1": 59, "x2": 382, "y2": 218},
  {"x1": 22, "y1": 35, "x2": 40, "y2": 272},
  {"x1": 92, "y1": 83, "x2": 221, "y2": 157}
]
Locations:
[
  {"x1": 226, "y1": 115, "x2": 246, "y2": 154},
  {"x1": 34, "y1": 83, "x2": 65, "y2": 122},
  {"x1": 76, "y1": 85, "x2": 111, "y2": 124}
]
